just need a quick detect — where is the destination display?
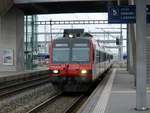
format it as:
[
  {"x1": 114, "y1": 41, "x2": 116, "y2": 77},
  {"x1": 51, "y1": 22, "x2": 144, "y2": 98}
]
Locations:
[
  {"x1": 55, "y1": 43, "x2": 69, "y2": 47},
  {"x1": 73, "y1": 43, "x2": 89, "y2": 47},
  {"x1": 108, "y1": 5, "x2": 150, "y2": 23}
]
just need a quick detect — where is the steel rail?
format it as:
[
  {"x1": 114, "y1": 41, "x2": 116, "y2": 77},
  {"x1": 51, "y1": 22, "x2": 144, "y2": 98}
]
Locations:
[
  {"x1": 63, "y1": 95, "x2": 85, "y2": 113},
  {"x1": 0, "y1": 75, "x2": 48, "y2": 90},
  {"x1": 0, "y1": 76, "x2": 50, "y2": 97},
  {"x1": 26, "y1": 92, "x2": 62, "y2": 113}
]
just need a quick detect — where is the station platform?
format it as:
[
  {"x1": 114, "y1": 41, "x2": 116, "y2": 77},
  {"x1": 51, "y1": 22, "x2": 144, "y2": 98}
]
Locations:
[
  {"x1": 78, "y1": 69, "x2": 150, "y2": 113},
  {"x1": 0, "y1": 68, "x2": 49, "y2": 83}
]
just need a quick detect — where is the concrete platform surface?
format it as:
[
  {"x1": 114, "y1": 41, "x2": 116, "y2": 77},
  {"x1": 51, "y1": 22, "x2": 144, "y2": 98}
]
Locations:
[
  {"x1": 0, "y1": 69, "x2": 49, "y2": 82},
  {"x1": 93, "y1": 69, "x2": 150, "y2": 113},
  {"x1": 0, "y1": 66, "x2": 48, "y2": 76}
]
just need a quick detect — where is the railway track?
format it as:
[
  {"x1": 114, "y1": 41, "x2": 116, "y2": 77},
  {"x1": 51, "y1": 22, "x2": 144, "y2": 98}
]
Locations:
[
  {"x1": 25, "y1": 70, "x2": 112, "y2": 113},
  {"x1": 26, "y1": 93, "x2": 86, "y2": 113},
  {"x1": 26, "y1": 92, "x2": 62, "y2": 113},
  {"x1": 0, "y1": 75, "x2": 51, "y2": 98},
  {"x1": 62, "y1": 95, "x2": 85, "y2": 113},
  {"x1": 0, "y1": 69, "x2": 112, "y2": 113}
]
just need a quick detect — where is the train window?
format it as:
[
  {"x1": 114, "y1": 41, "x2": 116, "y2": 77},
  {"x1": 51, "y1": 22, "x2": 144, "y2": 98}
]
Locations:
[
  {"x1": 101, "y1": 52, "x2": 104, "y2": 62},
  {"x1": 104, "y1": 53, "x2": 107, "y2": 61},
  {"x1": 102, "y1": 52, "x2": 106, "y2": 62},
  {"x1": 96, "y1": 50, "x2": 100, "y2": 63},
  {"x1": 96, "y1": 50, "x2": 99, "y2": 56},
  {"x1": 106, "y1": 54, "x2": 108, "y2": 60},
  {"x1": 52, "y1": 48, "x2": 70, "y2": 63},
  {"x1": 72, "y1": 48, "x2": 90, "y2": 62}
]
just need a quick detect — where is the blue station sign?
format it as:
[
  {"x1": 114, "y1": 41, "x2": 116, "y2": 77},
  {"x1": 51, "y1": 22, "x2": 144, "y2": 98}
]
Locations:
[{"x1": 108, "y1": 5, "x2": 150, "y2": 23}]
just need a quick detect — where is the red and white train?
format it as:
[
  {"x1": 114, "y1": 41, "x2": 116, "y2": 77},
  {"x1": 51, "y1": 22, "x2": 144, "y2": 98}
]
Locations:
[{"x1": 49, "y1": 32, "x2": 113, "y2": 92}]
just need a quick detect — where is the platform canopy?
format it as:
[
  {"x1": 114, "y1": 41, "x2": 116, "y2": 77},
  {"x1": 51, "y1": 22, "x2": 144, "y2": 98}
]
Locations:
[{"x1": 14, "y1": 0, "x2": 128, "y2": 14}]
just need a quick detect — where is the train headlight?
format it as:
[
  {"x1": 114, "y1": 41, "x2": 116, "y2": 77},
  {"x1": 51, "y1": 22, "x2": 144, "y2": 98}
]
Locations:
[
  {"x1": 69, "y1": 34, "x2": 73, "y2": 38},
  {"x1": 53, "y1": 70, "x2": 59, "y2": 74},
  {"x1": 81, "y1": 70, "x2": 87, "y2": 74}
]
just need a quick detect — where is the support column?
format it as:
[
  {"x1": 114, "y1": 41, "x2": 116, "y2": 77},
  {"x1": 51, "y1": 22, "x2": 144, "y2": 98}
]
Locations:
[
  {"x1": 0, "y1": 7, "x2": 24, "y2": 72},
  {"x1": 127, "y1": 0, "x2": 136, "y2": 75},
  {"x1": 119, "y1": 24, "x2": 123, "y2": 61},
  {"x1": 127, "y1": 24, "x2": 136, "y2": 74},
  {"x1": 136, "y1": 0, "x2": 147, "y2": 110},
  {"x1": 127, "y1": 24, "x2": 132, "y2": 72}
]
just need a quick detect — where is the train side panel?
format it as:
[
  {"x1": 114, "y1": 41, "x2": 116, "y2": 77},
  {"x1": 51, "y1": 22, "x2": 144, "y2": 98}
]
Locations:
[{"x1": 91, "y1": 39, "x2": 113, "y2": 81}]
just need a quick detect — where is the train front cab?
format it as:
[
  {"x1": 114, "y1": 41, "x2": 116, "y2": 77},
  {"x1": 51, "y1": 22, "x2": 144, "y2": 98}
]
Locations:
[{"x1": 49, "y1": 38, "x2": 94, "y2": 87}]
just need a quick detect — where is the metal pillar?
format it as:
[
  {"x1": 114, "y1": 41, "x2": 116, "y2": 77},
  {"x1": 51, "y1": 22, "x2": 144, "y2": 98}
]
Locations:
[
  {"x1": 127, "y1": 24, "x2": 130, "y2": 71},
  {"x1": 130, "y1": 24, "x2": 136, "y2": 75},
  {"x1": 44, "y1": 24, "x2": 47, "y2": 53},
  {"x1": 119, "y1": 24, "x2": 123, "y2": 61},
  {"x1": 25, "y1": 15, "x2": 38, "y2": 70},
  {"x1": 25, "y1": 16, "x2": 28, "y2": 68},
  {"x1": 25, "y1": 16, "x2": 32, "y2": 70},
  {"x1": 50, "y1": 20, "x2": 52, "y2": 41},
  {"x1": 136, "y1": 0, "x2": 147, "y2": 110},
  {"x1": 31, "y1": 16, "x2": 34, "y2": 69},
  {"x1": 117, "y1": 0, "x2": 120, "y2": 5}
]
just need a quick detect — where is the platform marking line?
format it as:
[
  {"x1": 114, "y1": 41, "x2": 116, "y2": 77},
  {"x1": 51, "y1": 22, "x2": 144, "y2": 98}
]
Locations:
[
  {"x1": 92, "y1": 69, "x2": 116, "y2": 113},
  {"x1": 112, "y1": 90, "x2": 150, "y2": 94},
  {"x1": 111, "y1": 90, "x2": 136, "y2": 93}
]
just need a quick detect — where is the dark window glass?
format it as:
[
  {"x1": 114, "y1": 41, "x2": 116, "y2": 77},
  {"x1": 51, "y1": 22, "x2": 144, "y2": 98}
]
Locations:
[
  {"x1": 52, "y1": 48, "x2": 70, "y2": 63},
  {"x1": 96, "y1": 50, "x2": 100, "y2": 63},
  {"x1": 100, "y1": 52, "x2": 105, "y2": 62},
  {"x1": 72, "y1": 48, "x2": 90, "y2": 62}
]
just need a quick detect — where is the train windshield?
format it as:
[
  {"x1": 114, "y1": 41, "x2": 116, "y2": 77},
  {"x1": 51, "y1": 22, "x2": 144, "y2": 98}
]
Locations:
[
  {"x1": 52, "y1": 48, "x2": 70, "y2": 63},
  {"x1": 72, "y1": 48, "x2": 90, "y2": 62},
  {"x1": 52, "y1": 40, "x2": 90, "y2": 64},
  {"x1": 72, "y1": 43, "x2": 90, "y2": 63},
  {"x1": 52, "y1": 43, "x2": 70, "y2": 63}
]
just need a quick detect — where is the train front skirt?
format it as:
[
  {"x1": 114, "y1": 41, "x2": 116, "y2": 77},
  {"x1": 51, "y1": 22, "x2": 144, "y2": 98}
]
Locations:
[{"x1": 49, "y1": 76, "x2": 92, "y2": 92}]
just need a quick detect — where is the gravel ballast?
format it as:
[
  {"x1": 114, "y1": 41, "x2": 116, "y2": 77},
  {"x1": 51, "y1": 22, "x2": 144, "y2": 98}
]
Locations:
[{"x1": 0, "y1": 83, "x2": 57, "y2": 113}]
